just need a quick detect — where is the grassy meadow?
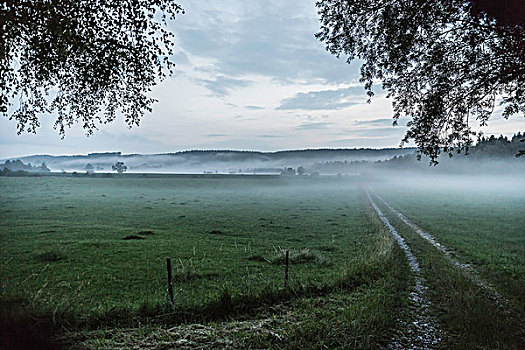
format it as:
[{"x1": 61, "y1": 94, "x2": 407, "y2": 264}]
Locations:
[
  {"x1": 1, "y1": 173, "x2": 524, "y2": 349},
  {"x1": 1, "y1": 176, "x2": 364, "y2": 311}
]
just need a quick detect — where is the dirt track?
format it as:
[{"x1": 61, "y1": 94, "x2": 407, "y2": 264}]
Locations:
[
  {"x1": 375, "y1": 195, "x2": 509, "y2": 311},
  {"x1": 366, "y1": 190, "x2": 442, "y2": 349}
]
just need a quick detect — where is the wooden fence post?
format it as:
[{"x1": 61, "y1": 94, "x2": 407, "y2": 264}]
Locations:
[
  {"x1": 284, "y1": 250, "x2": 289, "y2": 288},
  {"x1": 167, "y1": 257, "x2": 174, "y2": 305}
]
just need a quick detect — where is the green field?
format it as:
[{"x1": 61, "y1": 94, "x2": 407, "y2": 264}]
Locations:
[
  {"x1": 1, "y1": 174, "x2": 524, "y2": 349},
  {"x1": 373, "y1": 177, "x2": 525, "y2": 310},
  {"x1": 372, "y1": 176, "x2": 525, "y2": 348}
]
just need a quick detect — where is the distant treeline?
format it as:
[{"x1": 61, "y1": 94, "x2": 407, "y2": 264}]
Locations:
[
  {"x1": 12, "y1": 147, "x2": 416, "y2": 161},
  {"x1": 463, "y1": 133, "x2": 524, "y2": 159},
  {"x1": 0, "y1": 159, "x2": 50, "y2": 176},
  {"x1": 5, "y1": 147, "x2": 415, "y2": 173},
  {"x1": 310, "y1": 133, "x2": 524, "y2": 174},
  {"x1": 152, "y1": 148, "x2": 417, "y2": 163},
  {"x1": 2, "y1": 136, "x2": 522, "y2": 175},
  {"x1": 383, "y1": 133, "x2": 523, "y2": 164},
  {"x1": 170, "y1": 147, "x2": 415, "y2": 157}
]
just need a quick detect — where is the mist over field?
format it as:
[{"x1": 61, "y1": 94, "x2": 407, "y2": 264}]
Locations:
[
  {"x1": 1, "y1": 143, "x2": 524, "y2": 349},
  {"x1": 1, "y1": 134, "x2": 523, "y2": 349},
  {"x1": 2, "y1": 148, "x2": 415, "y2": 174},
  {"x1": 1, "y1": 133, "x2": 523, "y2": 175}
]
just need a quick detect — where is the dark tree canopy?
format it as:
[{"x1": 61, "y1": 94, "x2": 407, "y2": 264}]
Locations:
[
  {"x1": 316, "y1": 0, "x2": 525, "y2": 163},
  {"x1": 112, "y1": 161, "x2": 127, "y2": 174},
  {"x1": 1, "y1": 0, "x2": 183, "y2": 135}
]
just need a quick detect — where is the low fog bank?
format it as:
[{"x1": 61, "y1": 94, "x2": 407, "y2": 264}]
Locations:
[
  {"x1": 366, "y1": 170, "x2": 524, "y2": 191},
  {"x1": 365, "y1": 172, "x2": 525, "y2": 211},
  {"x1": 2, "y1": 149, "x2": 415, "y2": 174},
  {"x1": 331, "y1": 133, "x2": 524, "y2": 177},
  {"x1": 1, "y1": 134, "x2": 522, "y2": 177}
]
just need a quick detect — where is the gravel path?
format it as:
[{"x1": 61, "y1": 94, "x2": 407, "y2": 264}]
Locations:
[{"x1": 366, "y1": 190, "x2": 442, "y2": 349}]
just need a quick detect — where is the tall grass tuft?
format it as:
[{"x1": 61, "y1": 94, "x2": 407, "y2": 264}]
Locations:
[
  {"x1": 174, "y1": 258, "x2": 197, "y2": 282},
  {"x1": 270, "y1": 248, "x2": 332, "y2": 266}
]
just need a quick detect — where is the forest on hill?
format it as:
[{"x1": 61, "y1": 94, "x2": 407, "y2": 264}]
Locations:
[{"x1": 311, "y1": 133, "x2": 524, "y2": 175}]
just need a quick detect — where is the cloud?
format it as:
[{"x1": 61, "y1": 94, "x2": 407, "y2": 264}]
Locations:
[
  {"x1": 276, "y1": 86, "x2": 366, "y2": 111},
  {"x1": 0, "y1": 116, "x2": 167, "y2": 158},
  {"x1": 173, "y1": 1, "x2": 358, "y2": 84},
  {"x1": 295, "y1": 122, "x2": 332, "y2": 130},
  {"x1": 354, "y1": 118, "x2": 393, "y2": 126},
  {"x1": 337, "y1": 127, "x2": 407, "y2": 139},
  {"x1": 245, "y1": 105, "x2": 264, "y2": 110},
  {"x1": 172, "y1": 51, "x2": 190, "y2": 65},
  {"x1": 206, "y1": 133, "x2": 228, "y2": 137},
  {"x1": 258, "y1": 134, "x2": 281, "y2": 138},
  {"x1": 198, "y1": 76, "x2": 252, "y2": 97},
  {"x1": 328, "y1": 126, "x2": 408, "y2": 148}
]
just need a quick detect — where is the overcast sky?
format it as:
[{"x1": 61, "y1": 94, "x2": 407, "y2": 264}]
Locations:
[{"x1": 1, "y1": 0, "x2": 523, "y2": 158}]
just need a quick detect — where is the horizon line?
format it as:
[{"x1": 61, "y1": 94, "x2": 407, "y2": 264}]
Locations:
[{"x1": 1, "y1": 146, "x2": 417, "y2": 160}]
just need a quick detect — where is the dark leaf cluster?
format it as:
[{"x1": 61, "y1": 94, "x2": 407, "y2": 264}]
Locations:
[
  {"x1": 1, "y1": 0, "x2": 183, "y2": 135},
  {"x1": 316, "y1": 0, "x2": 525, "y2": 163}
]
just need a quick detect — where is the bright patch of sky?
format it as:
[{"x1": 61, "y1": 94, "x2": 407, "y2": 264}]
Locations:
[{"x1": 0, "y1": 0, "x2": 523, "y2": 158}]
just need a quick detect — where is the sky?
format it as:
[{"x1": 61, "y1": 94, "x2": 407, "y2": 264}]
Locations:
[{"x1": 1, "y1": 0, "x2": 523, "y2": 158}]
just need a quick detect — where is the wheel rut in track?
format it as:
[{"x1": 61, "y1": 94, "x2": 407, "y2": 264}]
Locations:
[
  {"x1": 366, "y1": 190, "x2": 442, "y2": 349},
  {"x1": 375, "y1": 195, "x2": 509, "y2": 311}
]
